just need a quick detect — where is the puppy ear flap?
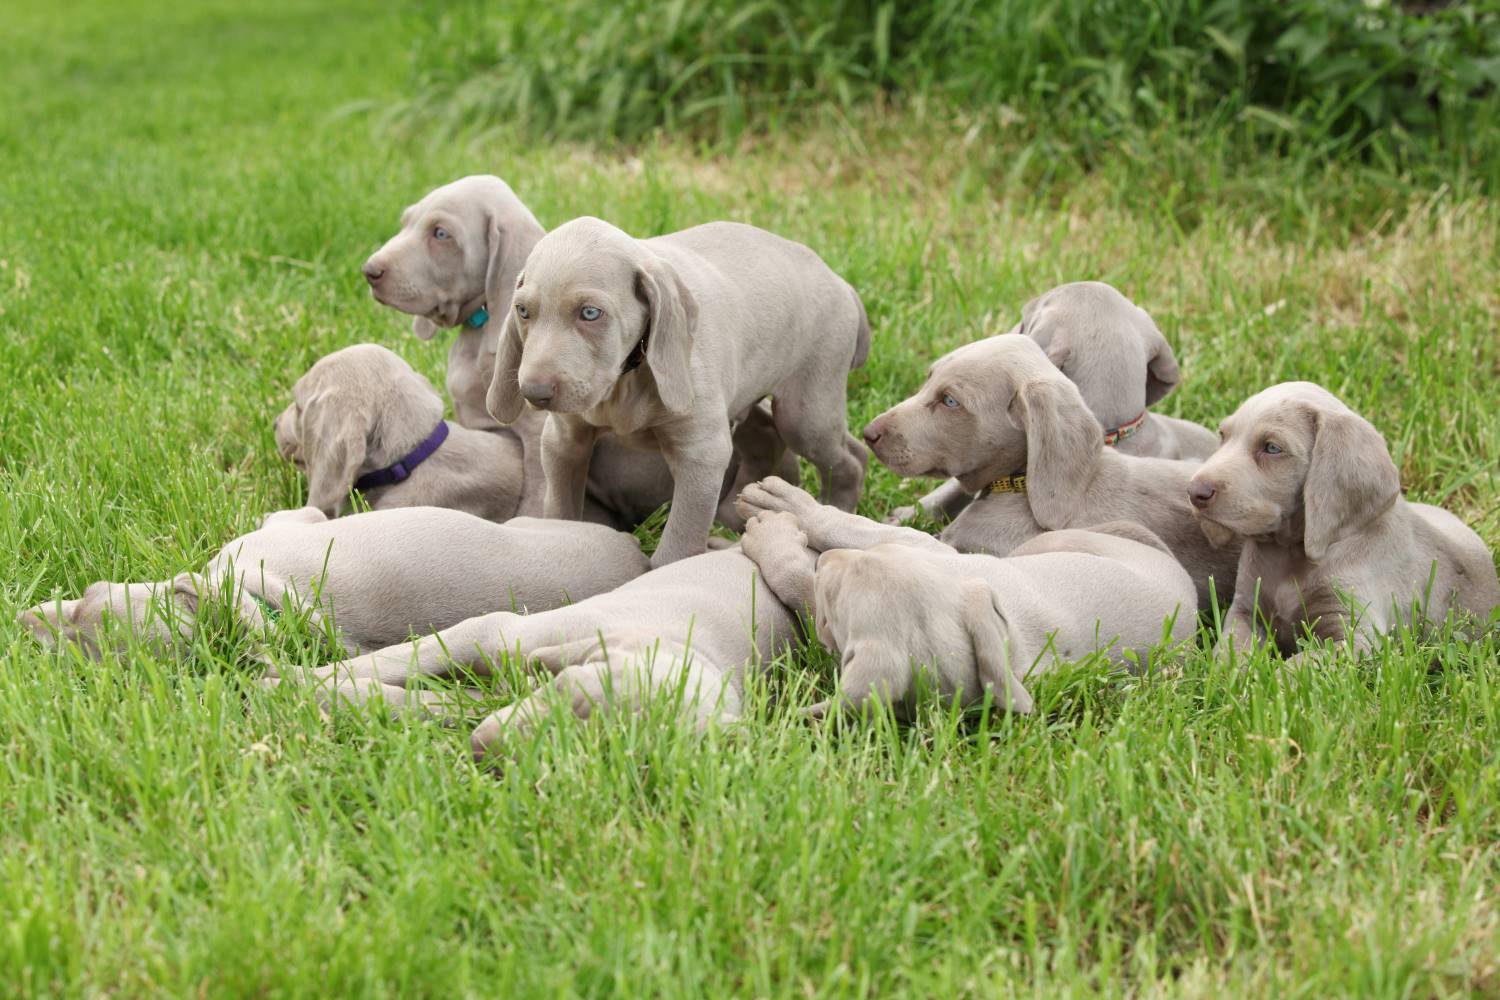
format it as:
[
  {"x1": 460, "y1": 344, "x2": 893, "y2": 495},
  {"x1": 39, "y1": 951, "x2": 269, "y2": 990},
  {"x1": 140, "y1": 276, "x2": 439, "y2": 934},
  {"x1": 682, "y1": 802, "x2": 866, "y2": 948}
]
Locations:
[
  {"x1": 1303, "y1": 408, "x2": 1400, "y2": 561},
  {"x1": 1010, "y1": 376, "x2": 1103, "y2": 530},
  {"x1": 961, "y1": 583, "x2": 1034, "y2": 715},
  {"x1": 1141, "y1": 319, "x2": 1181, "y2": 406},
  {"x1": 483, "y1": 211, "x2": 532, "y2": 325},
  {"x1": 636, "y1": 255, "x2": 697, "y2": 415},
  {"x1": 485, "y1": 299, "x2": 526, "y2": 425},
  {"x1": 411, "y1": 316, "x2": 440, "y2": 342},
  {"x1": 299, "y1": 388, "x2": 367, "y2": 517}
]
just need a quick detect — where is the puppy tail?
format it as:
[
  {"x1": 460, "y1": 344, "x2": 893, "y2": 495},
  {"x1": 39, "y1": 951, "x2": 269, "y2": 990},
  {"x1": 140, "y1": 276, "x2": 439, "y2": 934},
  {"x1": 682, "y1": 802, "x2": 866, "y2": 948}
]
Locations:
[
  {"x1": 847, "y1": 283, "x2": 871, "y2": 371},
  {"x1": 1081, "y1": 519, "x2": 1174, "y2": 556}
]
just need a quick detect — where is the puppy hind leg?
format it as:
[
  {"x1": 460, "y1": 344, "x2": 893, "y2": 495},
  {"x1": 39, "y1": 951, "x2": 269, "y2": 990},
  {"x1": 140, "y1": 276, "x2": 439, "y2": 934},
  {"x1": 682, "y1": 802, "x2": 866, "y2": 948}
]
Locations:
[{"x1": 772, "y1": 394, "x2": 866, "y2": 512}]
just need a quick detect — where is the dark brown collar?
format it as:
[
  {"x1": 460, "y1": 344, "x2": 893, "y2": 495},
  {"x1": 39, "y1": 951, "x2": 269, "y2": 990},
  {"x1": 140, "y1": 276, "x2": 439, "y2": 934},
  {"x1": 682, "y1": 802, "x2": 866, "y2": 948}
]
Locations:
[{"x1": 621, "y1": 331, "x2": 648, "y2": 374}]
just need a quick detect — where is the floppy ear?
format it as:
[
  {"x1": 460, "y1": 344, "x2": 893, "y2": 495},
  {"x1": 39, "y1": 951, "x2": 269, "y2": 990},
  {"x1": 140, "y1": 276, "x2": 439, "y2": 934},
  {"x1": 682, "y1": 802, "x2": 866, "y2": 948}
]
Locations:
[
  {"x1": 1141, "y1": 320, "x2": 1181, "y2": 406},
  {"x1": 299, "y1": 388, "x2": 368, "y2": 516},
  {"x1": 483, "y1": 211, "x2": 532, "y2": 320},
  {"x1": 961, "y1": 583, "x2": 1034, "y2": 714},
  {"x1": 635, "y1": 255, "x2": 697, "y2": 415},
  {"x1": 484, "y1": 303, "x2": 526, "y2": 425},
  {"x1": 411, "y1": 316, "x2": 440, "y2": 341},
  {"x1": 1302, "y1": 407, "x2": 1400, "y2": 561},
  {"x1": 1010, "y1": 376, "x2": 1103, "y2": 529}
]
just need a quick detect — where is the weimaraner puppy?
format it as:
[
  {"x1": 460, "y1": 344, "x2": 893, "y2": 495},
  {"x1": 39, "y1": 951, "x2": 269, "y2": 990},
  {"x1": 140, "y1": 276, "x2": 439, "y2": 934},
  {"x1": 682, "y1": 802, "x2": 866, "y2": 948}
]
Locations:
[
  {"x1": 274, "y1": 344, "x2": 523, "y2": 521},
  {"x1": 361, "y1": 175, "x2": 793, "y2": 529},
  {"x1": 298, "y1": 547, "x2": 801, "y2": 760},
  {"x1": 17, "y1": 506, "x2": 648, "y2": 660},
  {"x1": 739, "y1": 510, "x2": 1196, "y2": 718},
  {"x1": 757, "y1": 337, "x2": 1240, "y2": 609},
  {"x1": 900, "y1": 281, "x2": 1217, "y2": 523},
  {"x1": 486, "y1": 216, "x2": 869, "y2": 567},
  {"x1": 1187, "y1": 382, "x2": 1499, "y2": 660}
]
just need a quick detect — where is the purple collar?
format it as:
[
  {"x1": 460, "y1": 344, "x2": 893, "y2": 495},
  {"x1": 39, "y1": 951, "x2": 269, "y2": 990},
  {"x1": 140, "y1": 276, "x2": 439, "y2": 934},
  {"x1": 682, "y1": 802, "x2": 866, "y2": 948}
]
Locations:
[{"x1": 354, "y1": 421, "x2": 450, "y2": 492}]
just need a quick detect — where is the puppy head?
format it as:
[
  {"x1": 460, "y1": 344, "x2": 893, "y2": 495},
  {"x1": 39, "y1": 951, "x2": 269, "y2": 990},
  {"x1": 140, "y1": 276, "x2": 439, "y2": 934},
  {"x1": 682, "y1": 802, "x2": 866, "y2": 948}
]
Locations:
[
  {"x1": 486, "y1": 217, "x2": 697, "y2": 423},
  {"x1": 277, "y1": 344, "x2": 445, "y2": 515},
  {"x1": 861, "y1": 336, "x2": 1102, "y2": 528},
  {"x1": 18, "y1": 575, "x2": 200, "y2": 659},
  {"x1": 812, "y1": 546, "x2": 1033, "y2": 714},
  {"x1": 1188, "y1": 382, "x2": 1399, "y2": 559},
  {"x1": 362, "y1": 175, "x2": 544, "y2": 339},
  {"x1": 1018, "y1": 281, "x2": 1182, "y2": 421}
]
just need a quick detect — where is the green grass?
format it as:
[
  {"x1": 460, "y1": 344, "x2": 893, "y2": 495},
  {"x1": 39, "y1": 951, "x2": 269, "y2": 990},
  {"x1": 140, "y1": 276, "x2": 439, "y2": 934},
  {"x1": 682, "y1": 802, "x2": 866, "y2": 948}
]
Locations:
[{"x1": 3, "y1": 0, "x2": 1499, "y2": 995}]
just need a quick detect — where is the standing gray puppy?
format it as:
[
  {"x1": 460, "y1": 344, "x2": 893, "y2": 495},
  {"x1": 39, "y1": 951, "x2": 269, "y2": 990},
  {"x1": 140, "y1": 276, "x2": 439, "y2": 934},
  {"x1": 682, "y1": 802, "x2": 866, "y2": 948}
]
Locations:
[
  {"x1": 360, "y1": 176, "x2": 795, "y2": 529},
  {"x1": 486, "y1": 217, "x2": 870, "y2": 567}
]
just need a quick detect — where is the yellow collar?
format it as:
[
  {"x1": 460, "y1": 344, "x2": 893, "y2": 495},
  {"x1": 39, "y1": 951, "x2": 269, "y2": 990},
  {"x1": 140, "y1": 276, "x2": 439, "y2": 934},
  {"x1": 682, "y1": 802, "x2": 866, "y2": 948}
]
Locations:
[{"x1": 985, "y1": 474, "x2": 1026, "y2": 495}]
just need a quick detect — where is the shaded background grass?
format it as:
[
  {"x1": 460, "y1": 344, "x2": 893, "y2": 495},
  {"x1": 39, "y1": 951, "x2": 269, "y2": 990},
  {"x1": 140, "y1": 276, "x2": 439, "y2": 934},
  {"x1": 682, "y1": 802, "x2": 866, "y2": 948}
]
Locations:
[{"x1": 2, "y1": 0, "x2": 1498, "y2": 994}]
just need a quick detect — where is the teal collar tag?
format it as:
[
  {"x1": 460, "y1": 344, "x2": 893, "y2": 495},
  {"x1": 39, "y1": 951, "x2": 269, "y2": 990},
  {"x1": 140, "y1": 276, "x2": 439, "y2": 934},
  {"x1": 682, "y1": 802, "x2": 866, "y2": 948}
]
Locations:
[
  {"x1": 251, "y1": 593, "x2": 280, "y2": 624},
  {"x1": 463, "y1": 306, "x2": 489, "y2": 329}
]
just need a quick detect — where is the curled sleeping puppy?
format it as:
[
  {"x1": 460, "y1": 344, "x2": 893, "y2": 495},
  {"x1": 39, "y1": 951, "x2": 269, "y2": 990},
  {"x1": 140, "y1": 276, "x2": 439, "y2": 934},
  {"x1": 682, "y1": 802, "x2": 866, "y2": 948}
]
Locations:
[
  {"x1": 1187, "y1": 381, "x2": 1499, "y2": 660},
  {"x1": 298, "y1": 548, "x2": 801, "y2": 761},
  {"x1": 17, "y1": 507, "x2": 648, "y2": 660},
  {"x1": 738, "y1": 510, "x2": 1197, "y2": 718},
  {"x1": 486, "y1": 216, "x2": 870, "y2": 567},
  {"x1": 899, "y1": 281, "x2": 1217, "y2": 524},
  {"x1": 849, "y1": 335, "x2": 1238, "y2": 608},
  {"x1": 360, "y1": 175, "x2": 794, "y2": 529},
  {"x1": 275, "y1": 344, "x2": 524, "y2": 521}
]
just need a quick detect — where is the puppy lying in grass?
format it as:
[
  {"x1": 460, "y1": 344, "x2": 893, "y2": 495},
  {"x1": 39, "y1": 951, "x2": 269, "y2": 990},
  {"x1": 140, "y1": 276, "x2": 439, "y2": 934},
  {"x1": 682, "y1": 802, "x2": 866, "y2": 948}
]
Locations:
[
  {"x1": 361, "y1": 175, "x2": 794, "y2": 530},
  {"x1": 1187, "y1": 381, "x2": 1499, "y2": 661},
  {"x1": 485, "y1": 216, "x2": 870, "y2": 566},
  {"x1": 298, "y1": 547, "x2": 801, "y2": 761},
  {"x1": 275, "y1": 344, "x2": 522, "y2": 522},
  {"x1": 858, "y1": 335, "x2": 1239, "y2": 609},
  {"x1": 738, "y1": 509, "x2": 1196, "y2": 718},
  {"x1": 19, "y1": 507, "x2": 647, "y2": 660},
  {"x1": 898, "y1": 281, "x2": 1218, "y2": 524}
]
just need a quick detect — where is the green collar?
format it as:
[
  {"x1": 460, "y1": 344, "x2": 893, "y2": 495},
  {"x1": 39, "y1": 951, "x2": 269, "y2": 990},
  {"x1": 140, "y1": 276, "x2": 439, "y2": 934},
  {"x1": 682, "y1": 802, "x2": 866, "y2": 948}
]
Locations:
[{"x1": 251, "y1": 593, "x2": 280, "y2": 623}]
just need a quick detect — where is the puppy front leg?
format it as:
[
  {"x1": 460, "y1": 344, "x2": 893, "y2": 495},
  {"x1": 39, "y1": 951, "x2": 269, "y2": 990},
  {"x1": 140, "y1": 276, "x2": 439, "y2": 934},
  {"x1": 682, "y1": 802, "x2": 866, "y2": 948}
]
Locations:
[
  {"x1": 1212, "y1": 599, "x2": 1262, "y2": 661},
  {"x1": 740, "y1": 511, "x2": 818, "y2": 614},
  {"x1": 542, "y1": 416, "x2": 599, "y2": 521},
  {"x1": 736, "y1": 476, "x2": 951, "y2": 555},
  {"x1": 309, "y1": 610, "x2": 517, "y2": 687},
  {"x1": 653, "y1": 422, "x2": 733, "y2": 567},
  {"x1": 889, "y1": 478, "x2": 975, "y2": 525}
]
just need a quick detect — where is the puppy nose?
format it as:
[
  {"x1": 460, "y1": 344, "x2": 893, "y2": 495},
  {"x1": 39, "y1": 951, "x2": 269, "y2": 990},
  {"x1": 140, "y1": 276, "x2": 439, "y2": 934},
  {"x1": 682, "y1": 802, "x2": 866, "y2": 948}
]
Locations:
[
  {"x1": 1188, "y1": 480, "x2": 1217, "y2": 509},
  {"x1": 362, "y1": 262, "x2": 385, "y2": 285},
  {"x1": 520, "y1": 380, "x2": 556, "y2": 406},
  {"x1": 862, "y1": 419, "x2": 885, "y2": 446}
]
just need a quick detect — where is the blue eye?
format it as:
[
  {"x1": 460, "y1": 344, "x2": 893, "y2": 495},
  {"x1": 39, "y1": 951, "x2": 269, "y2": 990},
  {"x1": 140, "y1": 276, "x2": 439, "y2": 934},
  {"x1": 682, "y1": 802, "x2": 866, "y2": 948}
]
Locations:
[
  {"x1": 433, "y1": 226, "x2": 450, "y2": 240},
  {"x1": 1263, "y1": 442, "x2": 1282, "y2": 455},
  {"x1": 580, "y1": 305, "x2": 602, "y2": 321},
  {"x1": 941, "y1": 394, "x2": 960, "y2": 409},
  {"x1": 515, "y1": 304, "x2": 529, "y2": 319}
]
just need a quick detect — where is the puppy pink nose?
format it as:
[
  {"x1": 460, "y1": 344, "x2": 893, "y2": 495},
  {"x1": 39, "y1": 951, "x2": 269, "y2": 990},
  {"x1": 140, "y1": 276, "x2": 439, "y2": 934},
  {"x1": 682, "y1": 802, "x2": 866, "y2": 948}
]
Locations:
[
  {"x1": 362, "y1": 262, "x2": 385, "y2": 285},
  {"x1": 862, "y1": 419, "x2": 886, "y2": 446},
  {"x1": 520, "y1": 380, "x2": 556, "y2": 407},
  {"x1": 1188, "y1": 480, "x2": 1217, "y2": 509}
]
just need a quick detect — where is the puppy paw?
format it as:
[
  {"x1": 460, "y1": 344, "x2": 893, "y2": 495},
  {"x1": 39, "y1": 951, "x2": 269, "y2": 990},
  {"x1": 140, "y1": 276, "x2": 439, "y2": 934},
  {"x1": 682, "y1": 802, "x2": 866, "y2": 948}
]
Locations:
[
  {"x1": 885, "y1": 505, "x2": 918, "y2": 526},
  {"x1": 741, "y1": 511, "x2": 809, "y2": 566},
  {"x1": 734, "y1": 475, "x2": 821, "y2": 523}
]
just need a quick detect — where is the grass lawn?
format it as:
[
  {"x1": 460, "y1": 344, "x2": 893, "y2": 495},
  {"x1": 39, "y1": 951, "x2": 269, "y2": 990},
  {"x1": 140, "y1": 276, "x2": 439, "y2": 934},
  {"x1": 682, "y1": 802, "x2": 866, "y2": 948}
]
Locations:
[{"x1": 3, "y1": 0, "x2": 1498, "y2": 995}]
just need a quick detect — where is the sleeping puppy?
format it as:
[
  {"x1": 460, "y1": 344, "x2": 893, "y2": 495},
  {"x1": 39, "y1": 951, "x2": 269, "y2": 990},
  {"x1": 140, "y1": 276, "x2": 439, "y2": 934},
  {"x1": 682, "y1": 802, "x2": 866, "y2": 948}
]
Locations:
[
  {"x1": 852, "y1": 335, "x2": 1238, "y2": 608},
  {"x1": 899, "y1": 281, "x2": 1217, "y2": 524},
  {"x1": 486, "y1": 216, "x2": 870, "y2": 567},
  {"x1": 274, "y1": 344, "x2": 522, "y2": 521},
  {"x1": 361, "y1": 175, "x2": 794, "y2": 529},
  {"x1": 297, "y1": 548, "x2": 801, "y2": 760},
  {"x1": 1187, "y1": 382, "x2": 1499, "y2": 660},
  {"x1": 17, "y1": 507, "x2": 648, "y2": 660},
  {"x1": 739, "y1": 511, "x2": 1196, "y2": 718}
]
